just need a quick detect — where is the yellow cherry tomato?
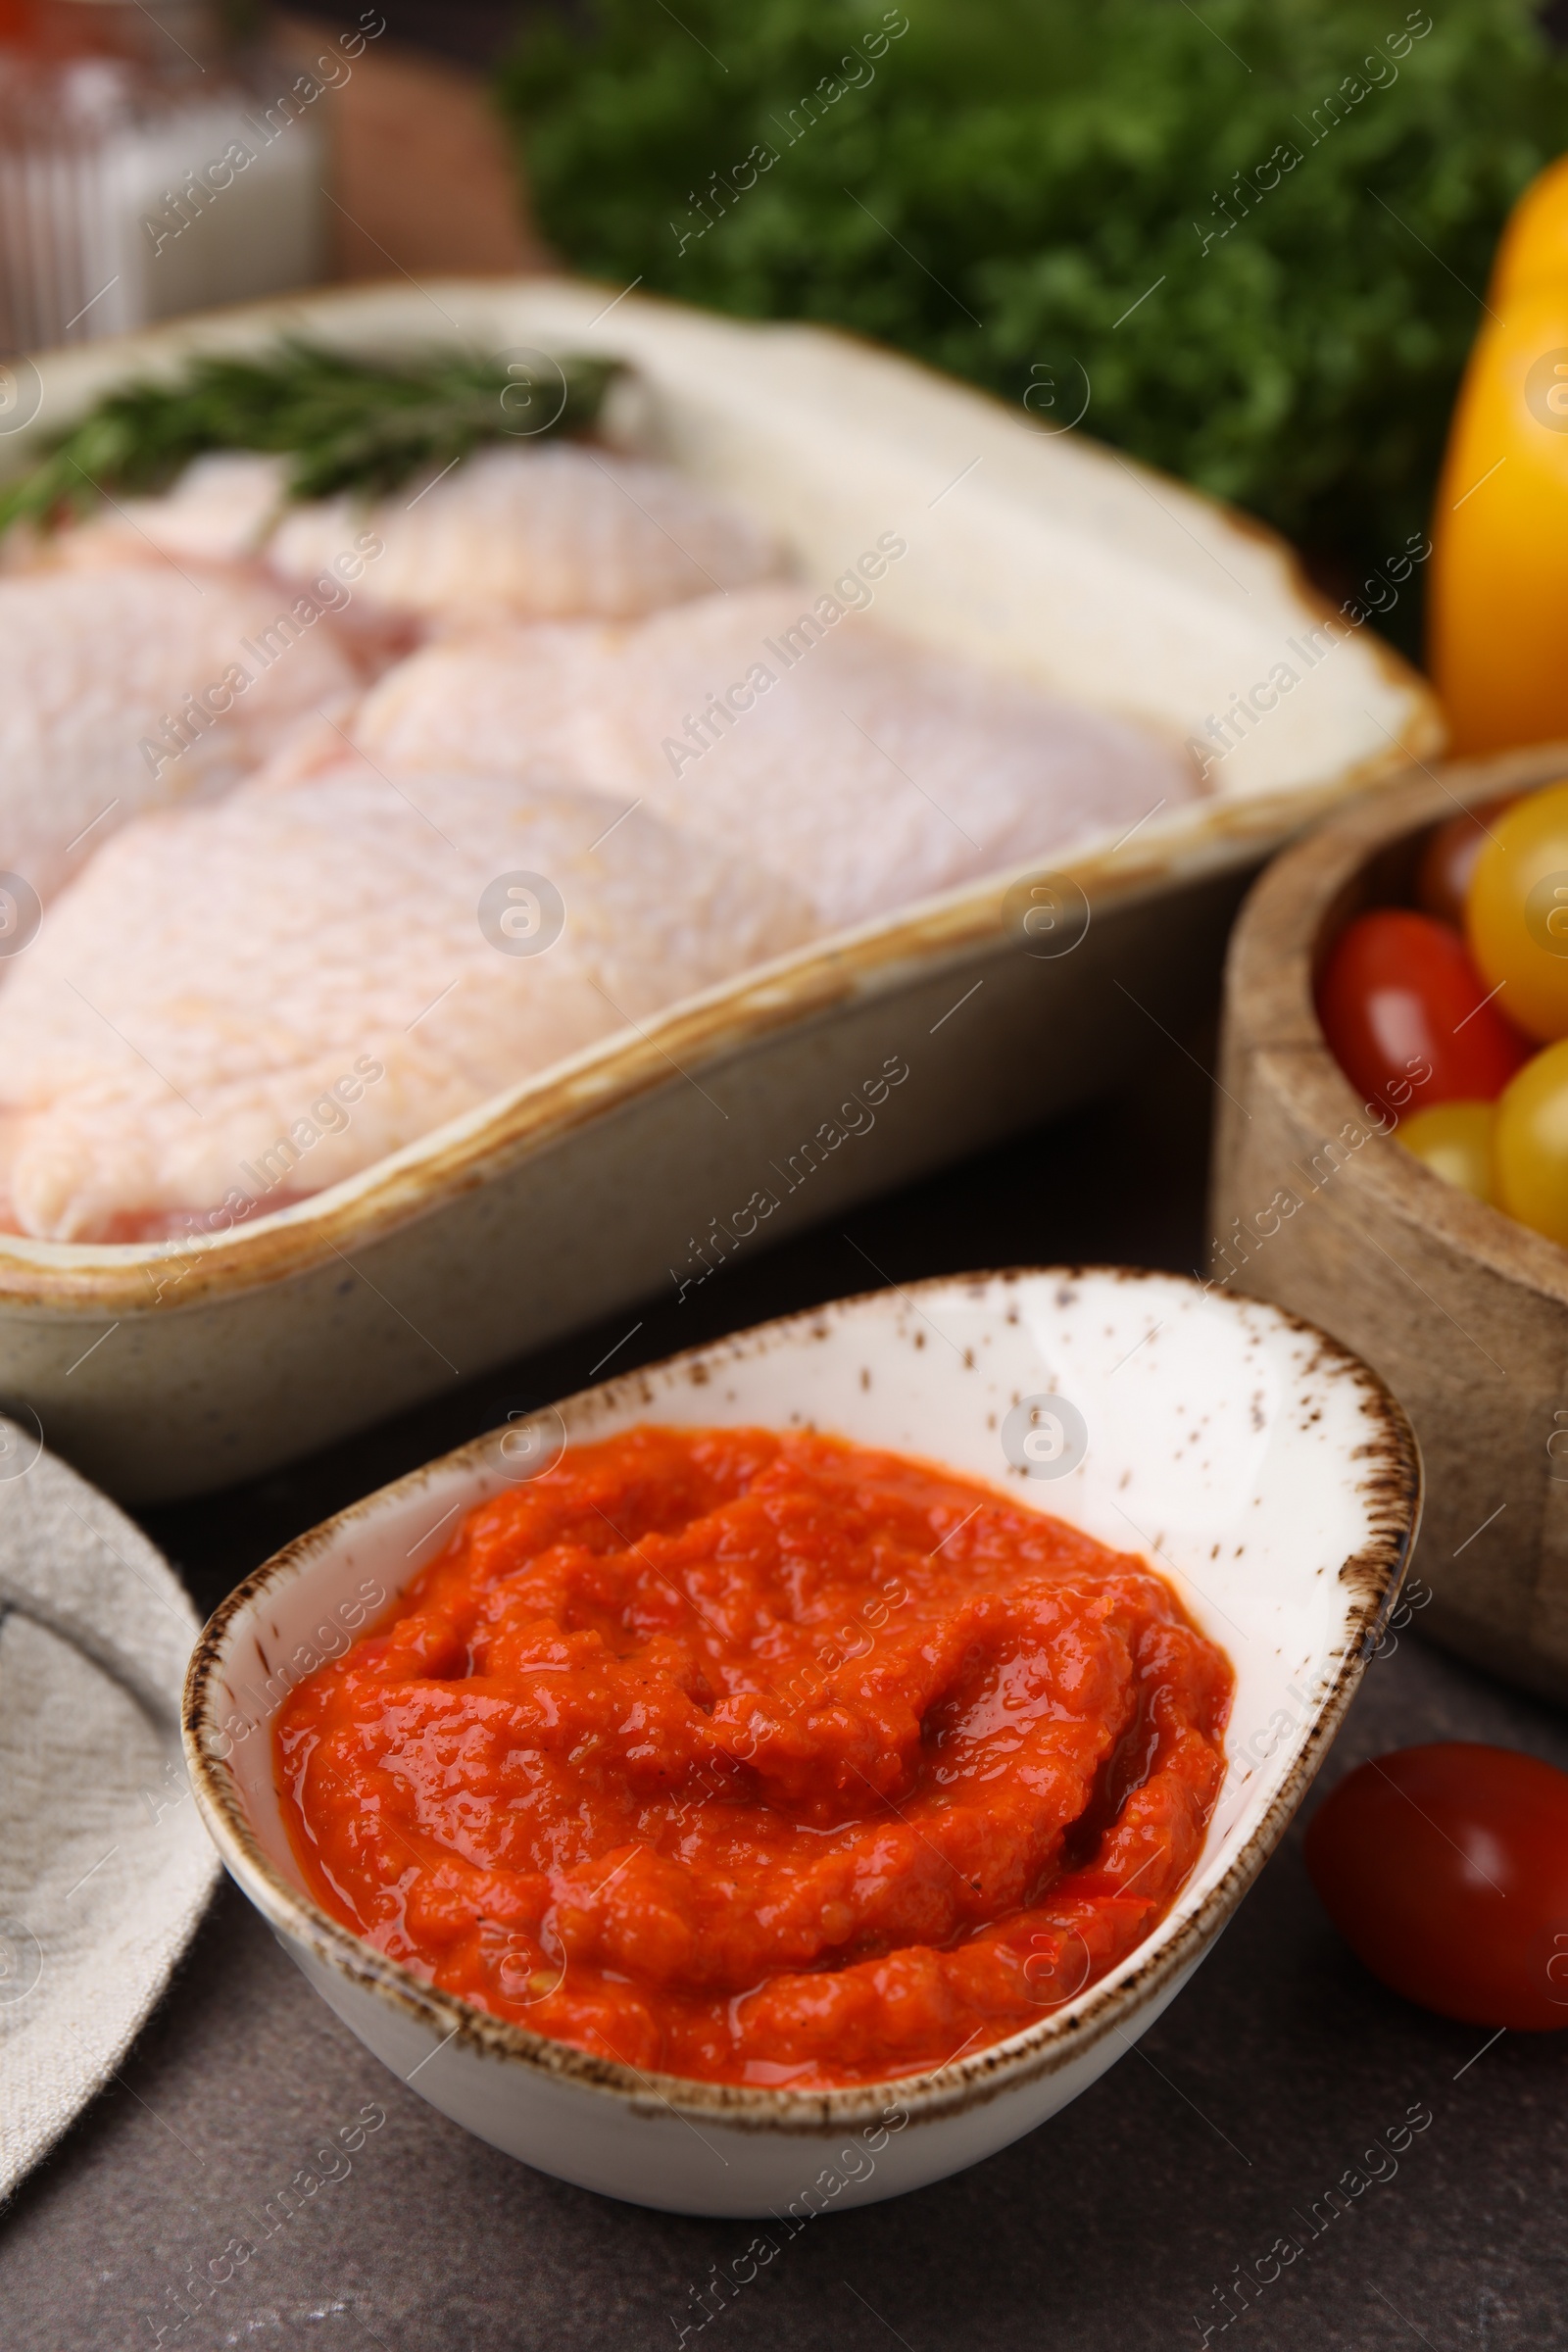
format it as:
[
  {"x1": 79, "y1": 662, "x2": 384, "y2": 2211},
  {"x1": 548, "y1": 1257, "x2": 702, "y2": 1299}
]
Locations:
[
  {"x1": 1397, "y1": 1102, "x2": 1494, "y2": 1201},
  {"x1": 1466, "y1": 780, "x2": 1568, "y2": 1042},
  {"x1": 1494, "y1": 1041, "x2": 1568, "y2": 1245}
]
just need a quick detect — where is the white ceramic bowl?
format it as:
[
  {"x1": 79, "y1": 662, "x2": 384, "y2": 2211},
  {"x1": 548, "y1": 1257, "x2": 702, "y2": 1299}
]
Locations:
[{"x1": 183, "y1": 1268, "x2": 1418, "y2": 2216}]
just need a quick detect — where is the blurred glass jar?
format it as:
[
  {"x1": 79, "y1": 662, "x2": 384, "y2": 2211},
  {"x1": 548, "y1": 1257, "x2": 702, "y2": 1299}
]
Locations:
[{"x1": 0, "y1": 0, "x2": 326, "y2": 350}]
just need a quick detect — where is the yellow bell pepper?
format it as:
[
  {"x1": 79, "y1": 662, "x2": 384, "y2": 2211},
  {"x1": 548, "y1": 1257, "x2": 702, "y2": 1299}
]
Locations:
[{"x1": 1429, "y1": 155, "x2": 1568, "y2": 756}]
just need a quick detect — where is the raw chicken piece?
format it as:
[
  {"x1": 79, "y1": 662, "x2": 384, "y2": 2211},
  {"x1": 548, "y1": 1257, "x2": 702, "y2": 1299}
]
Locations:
[
  {"x1": 267, "y1": 442, "x2": 780, "y2": 622},
  {"x1": 53, "y1": 452, "x2": 288, "y2": 567},
  {"x1": 0, "y1": 565, "x2": 360, "y2": 903},
  {"x1": 47, "y1": 459, "x2": 416, "y2": 680},
  {"x1": 0, "y1": 763, "x2": 813, "y2": 1243},
  {"x1": 40, "y1": 441, "x2": 776, "y2": 628},
  {"x1": 350, "y1": 586, "x2": 1200, "y2": 931}
]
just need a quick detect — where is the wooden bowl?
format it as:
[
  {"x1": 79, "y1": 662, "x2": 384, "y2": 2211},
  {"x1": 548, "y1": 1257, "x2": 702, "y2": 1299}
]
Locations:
[{"x1": 1212, "y1": 741, "x2": 1568, "y2": 1705}]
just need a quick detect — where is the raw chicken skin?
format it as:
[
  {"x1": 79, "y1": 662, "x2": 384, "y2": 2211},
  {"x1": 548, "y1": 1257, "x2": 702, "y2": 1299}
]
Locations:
[
  {"x1": 350, "y1": 586, "x2": 1200, "y2": 931},
  {"x1": 43, "y1": 443, "x2": 778, "y2": 629},
  {"x1": 0, "y1": 765, "x2": 813, "y2": 1243},
  {"x1": 52, "y1": 452, "x2": 287, "y2": 568},
  {"x1": 0, "y1": 565, "x2": 360, "y2": 903},
  {"x1": 268, "y1": 442, "x2": 781, "y2": 622}
]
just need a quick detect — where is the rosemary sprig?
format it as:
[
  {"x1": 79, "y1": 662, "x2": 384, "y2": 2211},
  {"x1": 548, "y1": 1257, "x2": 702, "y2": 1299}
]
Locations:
[{"x1": 0, "y1": 340, "x2": 622, "y2": 536}]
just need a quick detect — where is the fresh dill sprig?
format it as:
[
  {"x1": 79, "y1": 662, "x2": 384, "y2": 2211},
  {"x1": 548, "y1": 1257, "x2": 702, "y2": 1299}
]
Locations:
[{"x1": 0, "y1": 339, "x2": 622, "y2": 536}]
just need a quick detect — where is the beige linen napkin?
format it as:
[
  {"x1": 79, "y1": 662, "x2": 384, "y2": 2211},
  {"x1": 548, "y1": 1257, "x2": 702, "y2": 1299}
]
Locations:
[{"x1": 0, "y1": 1417, "x2": 218, "y2": 2199}]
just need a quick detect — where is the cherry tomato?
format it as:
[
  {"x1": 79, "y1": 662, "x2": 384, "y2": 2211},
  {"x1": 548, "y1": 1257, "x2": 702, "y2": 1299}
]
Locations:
[
  {"x1": 1315, "y1": 909, "x2": 1531, "y2": 1111},
  {"x1": 1492, "y1": 1039, "x2": 1568, "y2": 1244},
  {"x1": 1304, "y1": 1742, "x2": 1568, "y2": 2031},
  {"x1": 1467, "y1": 779, "x2": 1568, "y2": 1042},
  {"x1": 1414, "y1": 798, "x2": 1519, "y2": 928},
  {"x1": 1396, "y1": 1101, "x2": 1494, "y2": 1200}
]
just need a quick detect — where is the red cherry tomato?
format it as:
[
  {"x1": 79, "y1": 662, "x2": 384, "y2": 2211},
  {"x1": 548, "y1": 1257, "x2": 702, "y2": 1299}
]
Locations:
[
  {"x1": 1303, "y1": 1742, "x2": 1568, "y2": 2031},
  {"x1": 1315, "y1": 909, "x2": 1532, "y2": 1110}
]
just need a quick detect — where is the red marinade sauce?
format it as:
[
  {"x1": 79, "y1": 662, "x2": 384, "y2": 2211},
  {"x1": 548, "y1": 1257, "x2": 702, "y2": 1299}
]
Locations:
[{"x1": 275, "y1": 1427, "x2": 1234, "y2": 2088}]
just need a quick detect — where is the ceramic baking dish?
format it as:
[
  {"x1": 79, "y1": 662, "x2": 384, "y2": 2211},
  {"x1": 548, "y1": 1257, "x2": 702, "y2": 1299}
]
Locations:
[{"x1": 0, "y1": 278, "x2": 1441, "y2": 1500}]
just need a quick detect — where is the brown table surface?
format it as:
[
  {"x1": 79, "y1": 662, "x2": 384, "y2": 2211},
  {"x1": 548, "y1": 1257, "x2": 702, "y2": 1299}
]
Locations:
[{"x1": 4, "y1": 1029, "x2": 1566, "y2": 2352}]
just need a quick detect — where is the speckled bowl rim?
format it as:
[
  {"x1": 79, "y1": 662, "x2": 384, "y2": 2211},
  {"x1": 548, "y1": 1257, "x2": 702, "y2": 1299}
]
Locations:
[{"x1": 182, "y1": 1265, "x2": 1420, "y2": 2136}]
